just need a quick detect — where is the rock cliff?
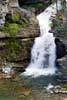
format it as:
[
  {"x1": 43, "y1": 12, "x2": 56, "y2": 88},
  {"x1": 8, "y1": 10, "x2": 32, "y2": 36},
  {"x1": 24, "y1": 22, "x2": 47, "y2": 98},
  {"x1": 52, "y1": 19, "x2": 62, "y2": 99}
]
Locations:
[{"x1": 0, "y1": 0, "x2": 39, "y2": 68}]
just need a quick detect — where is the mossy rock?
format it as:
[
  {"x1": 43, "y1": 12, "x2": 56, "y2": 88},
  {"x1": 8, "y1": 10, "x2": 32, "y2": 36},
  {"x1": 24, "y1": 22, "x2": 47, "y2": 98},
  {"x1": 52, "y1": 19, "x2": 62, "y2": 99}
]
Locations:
[
  {"x1": 12, "y1": 12, "x2": 20, "y2": 23},
  {"x1": 2, "y1": 23, "x2": 19, "y2": 37}
]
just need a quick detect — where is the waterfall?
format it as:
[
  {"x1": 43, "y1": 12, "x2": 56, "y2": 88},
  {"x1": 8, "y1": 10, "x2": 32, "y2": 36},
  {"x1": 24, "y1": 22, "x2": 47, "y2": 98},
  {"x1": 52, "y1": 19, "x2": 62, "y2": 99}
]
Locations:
[{"x1": 22, "y1": 1, "x2": 61, "y2": 77}]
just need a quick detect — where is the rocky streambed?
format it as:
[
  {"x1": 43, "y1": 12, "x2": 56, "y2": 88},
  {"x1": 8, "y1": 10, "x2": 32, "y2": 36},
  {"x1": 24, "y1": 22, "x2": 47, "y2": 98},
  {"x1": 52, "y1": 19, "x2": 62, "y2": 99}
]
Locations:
[{"x1": 0, "y1": 77, "x2": 67, "y2": 100}]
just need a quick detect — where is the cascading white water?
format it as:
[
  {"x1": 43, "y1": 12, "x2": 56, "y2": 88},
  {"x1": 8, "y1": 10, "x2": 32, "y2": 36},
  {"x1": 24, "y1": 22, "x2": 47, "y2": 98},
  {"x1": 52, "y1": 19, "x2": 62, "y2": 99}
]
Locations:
[{"x1": 22, "y1": 1, "x2": 61, "y2": 77}]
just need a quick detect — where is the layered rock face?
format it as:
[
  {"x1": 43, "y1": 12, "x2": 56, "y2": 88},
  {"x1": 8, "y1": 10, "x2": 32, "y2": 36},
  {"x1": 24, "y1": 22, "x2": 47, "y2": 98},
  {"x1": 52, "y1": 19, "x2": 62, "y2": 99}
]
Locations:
[{"x1": 0, "y1": 0, "x2": 39, "y2": 68}]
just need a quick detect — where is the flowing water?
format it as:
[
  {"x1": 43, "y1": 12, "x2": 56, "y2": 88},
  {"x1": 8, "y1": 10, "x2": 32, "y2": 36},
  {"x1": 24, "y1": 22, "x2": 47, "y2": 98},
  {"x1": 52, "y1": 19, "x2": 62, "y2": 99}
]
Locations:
[{"x1": 22, "y1": 1, "x2": 61, "y2": 77}]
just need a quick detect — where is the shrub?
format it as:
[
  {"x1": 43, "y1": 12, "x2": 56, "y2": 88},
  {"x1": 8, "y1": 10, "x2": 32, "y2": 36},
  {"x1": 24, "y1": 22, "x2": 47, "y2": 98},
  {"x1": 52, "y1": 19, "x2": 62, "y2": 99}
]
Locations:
[{"x1": 5, "y1": 39, "x2": 22, "y2": 60}]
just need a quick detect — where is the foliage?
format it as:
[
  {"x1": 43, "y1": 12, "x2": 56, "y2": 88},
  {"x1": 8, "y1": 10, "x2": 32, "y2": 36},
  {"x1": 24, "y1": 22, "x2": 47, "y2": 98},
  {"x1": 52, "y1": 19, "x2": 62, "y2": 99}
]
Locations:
[
  {"x1": 0, "y1": 42, "x2": 22, "y2": 61},
  {"x1": 2, "y1": 23, "x2": 19, "y2": 37},
  {"x1": 0, "y1": 23, "x2": 22, "y2": 60},
  {"x1": 5, "y1": 39, "x2": 22, "y2": 60}
]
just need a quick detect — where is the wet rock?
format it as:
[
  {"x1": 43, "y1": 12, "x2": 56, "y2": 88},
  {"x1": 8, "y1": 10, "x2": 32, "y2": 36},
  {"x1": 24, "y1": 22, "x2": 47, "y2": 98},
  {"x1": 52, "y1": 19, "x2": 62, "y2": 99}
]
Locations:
[{"x1": 46, "y1": 85, "x2": 67, "y2": 94}]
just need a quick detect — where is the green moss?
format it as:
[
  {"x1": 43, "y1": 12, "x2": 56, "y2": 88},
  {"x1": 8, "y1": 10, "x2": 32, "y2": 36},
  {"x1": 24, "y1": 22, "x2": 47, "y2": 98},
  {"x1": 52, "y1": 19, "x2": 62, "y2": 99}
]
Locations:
[
  {"x1": 12, "y1": 13, "x2": 20, "y2": 23},
  {"x1": 2, "y1": 23, "x2": 19, "y2": 37},
  {"x1": 5, "y1": 39, "x2": 22, "y2": 60}
]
